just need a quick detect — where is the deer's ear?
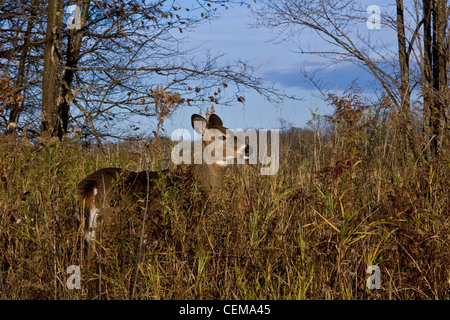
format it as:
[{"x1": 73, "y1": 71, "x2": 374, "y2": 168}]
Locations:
[
  {"x1": 208, "y1": 114, "x2": 223, "y2": 128},
  {"x1": 191, "y1": 114, "x2": 207, "y2": 134}
]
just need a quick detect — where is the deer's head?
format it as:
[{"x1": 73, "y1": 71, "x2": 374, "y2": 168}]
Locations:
[{"x1": 191, "y1": 114, "x2": 250, "y2": 167}]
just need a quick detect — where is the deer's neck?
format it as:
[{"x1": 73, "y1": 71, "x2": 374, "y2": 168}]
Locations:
[
  {"x1": 196, "y1": 163, "x2": 227, "y2": 193},
  {"x1": 176, "y1": 162, "x2": 227, "y2": 199}
]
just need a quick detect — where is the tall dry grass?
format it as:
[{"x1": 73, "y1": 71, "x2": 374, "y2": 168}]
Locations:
[{"x1": 0, "y1": 97, "x2": 449, "y2": 299}]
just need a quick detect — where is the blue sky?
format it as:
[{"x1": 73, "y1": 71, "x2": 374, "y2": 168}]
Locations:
[{"x1": 159, "y1": 1, "x2": 397, "y2": 136}]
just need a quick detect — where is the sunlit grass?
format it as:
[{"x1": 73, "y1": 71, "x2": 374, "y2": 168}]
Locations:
[{"x1": 0, "y1": 107, "x2": 449, "y2": 299}]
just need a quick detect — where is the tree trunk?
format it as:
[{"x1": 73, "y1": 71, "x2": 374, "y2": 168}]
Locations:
[
  {"x1": 422, "y1": 0, "x2": 449, "y2": 157},
  {"x1": 431, "y1": 0, "x2": 448, "y2": 156},
  {"x1": 396, "y1": 0, "x2": 416, "y2": 156},
  {"x1": 58, "y1": 0, "x2": 90, "y2": 140},
  {"x1": 41, "y1": 0, "x2": 63, "y2": 139},
  {"x1": 422, "y1": 0, "x2": 433, "y2": 158}
]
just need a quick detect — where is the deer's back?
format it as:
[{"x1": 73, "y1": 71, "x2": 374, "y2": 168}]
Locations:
[{"x1": 77, "y1": 167, "x2": 166, "y2": 208}]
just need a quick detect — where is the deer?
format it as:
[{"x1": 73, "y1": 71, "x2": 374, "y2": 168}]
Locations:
[{"x1": 76, "y1": 113, "x2": 250, "y2": 245}]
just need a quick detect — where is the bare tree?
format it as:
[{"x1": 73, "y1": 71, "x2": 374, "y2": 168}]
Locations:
[
  {"x1": 58, "y1": 0, "x2": 90, "y2": 139},
  {"x1": 252, "y1": 0, "x2": 449, "y2": 157},
  {"x1": 0, "y1": 0, "x2": 45, "y2": 135},
  {"x1": 421, "y1": 0, "x2": 449, "y2": 156},
  {"x1": 394, "y1": 0, "x2": 416, "y2": 155},
  {"x1": 41, "y1": 0, "x2": 64, "y2": 139},
  {"x1": 1, "y1": 0, "x2": 281, "y2": 142},
  {"x1": 66, "y1": 0, "x2": 278, "y2": 142}
]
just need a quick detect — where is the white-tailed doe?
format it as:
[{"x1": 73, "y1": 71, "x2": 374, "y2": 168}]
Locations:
[{"x1": 76, "y1": 113, "x2": 250, "y2": 244}]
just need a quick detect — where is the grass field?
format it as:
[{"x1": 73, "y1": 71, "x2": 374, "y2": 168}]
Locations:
[{"x1": 0, "y1": 104, "x2": 449, "y2": 299}]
